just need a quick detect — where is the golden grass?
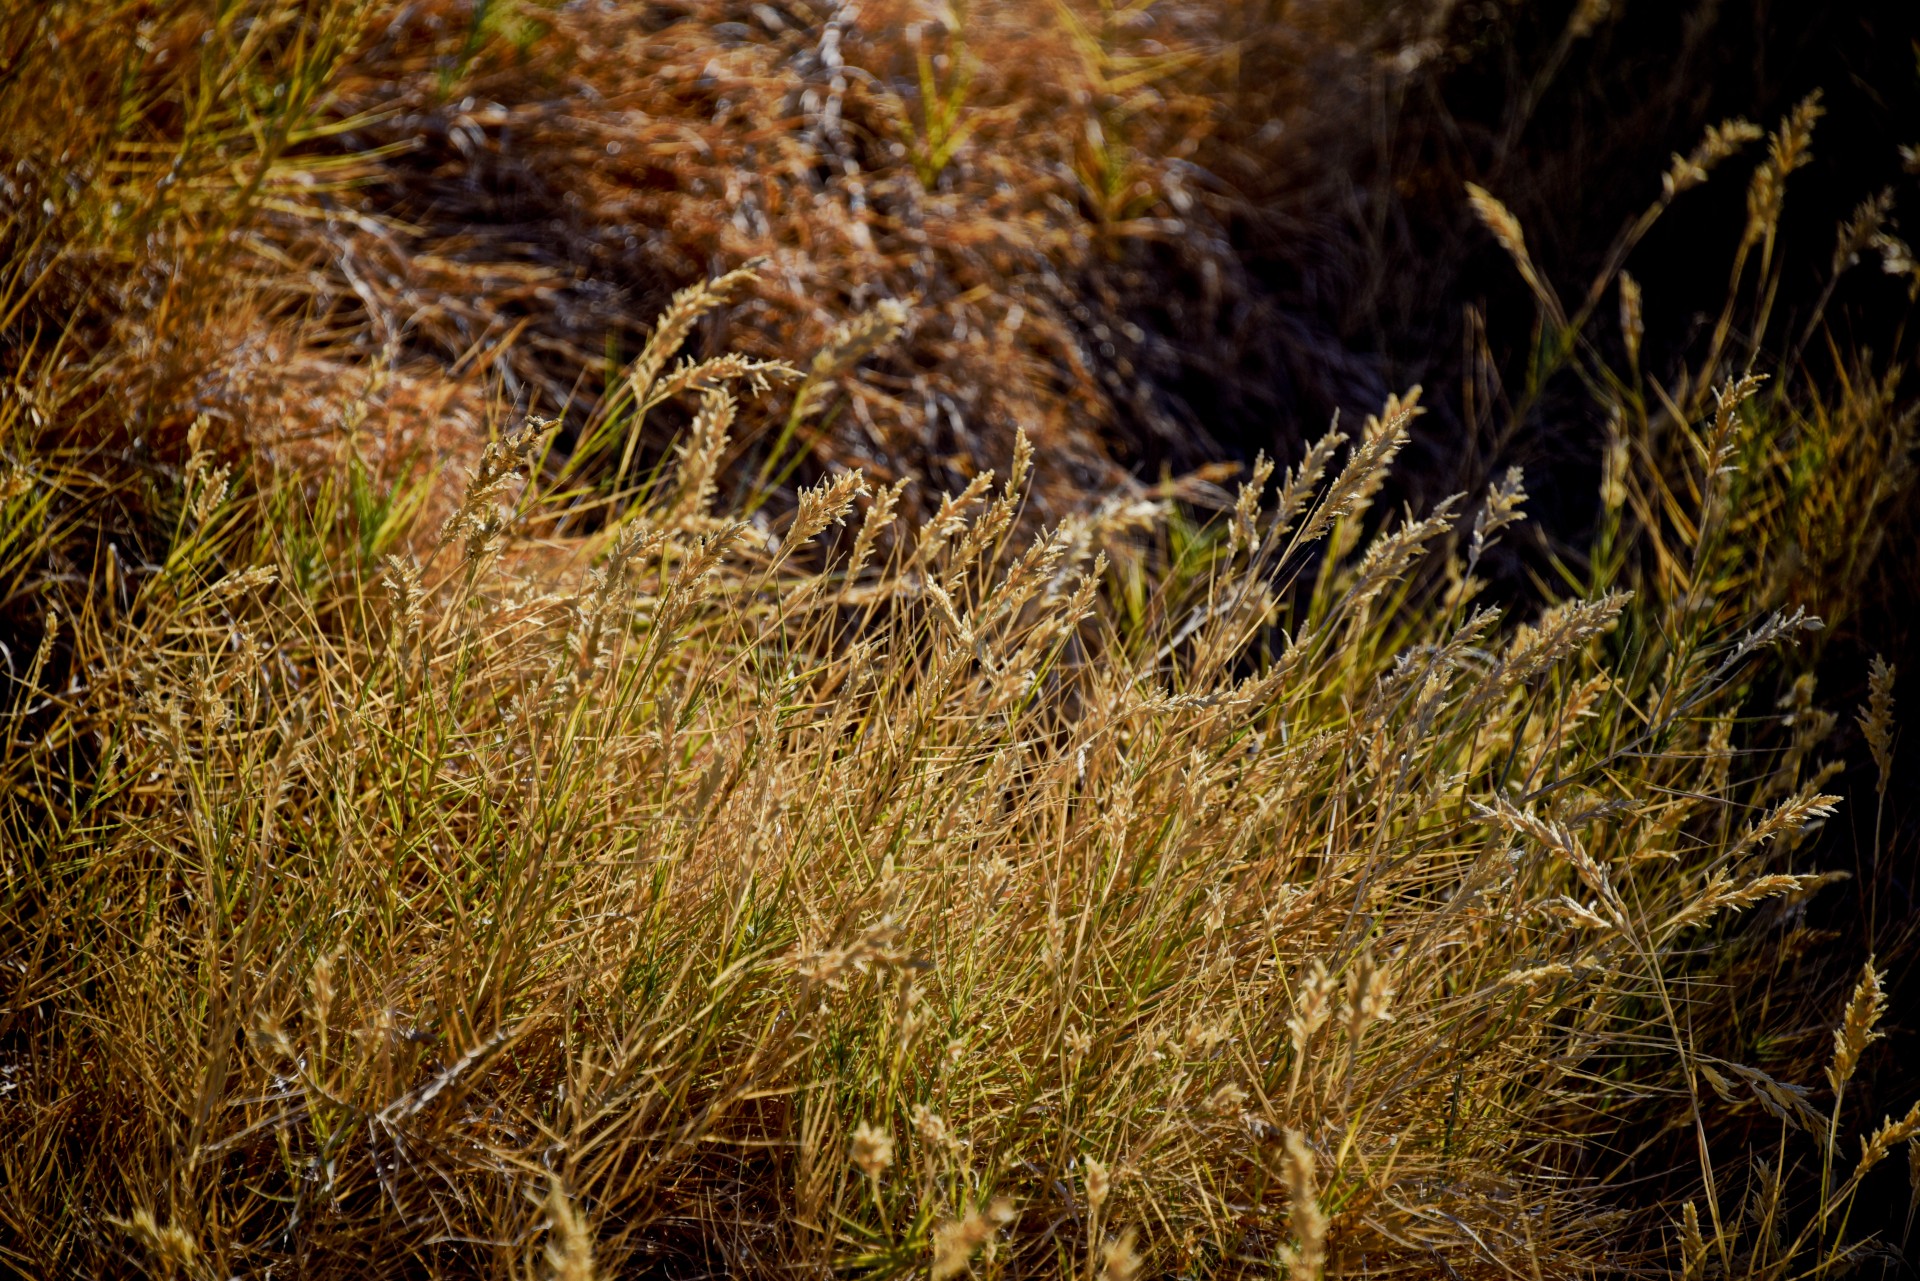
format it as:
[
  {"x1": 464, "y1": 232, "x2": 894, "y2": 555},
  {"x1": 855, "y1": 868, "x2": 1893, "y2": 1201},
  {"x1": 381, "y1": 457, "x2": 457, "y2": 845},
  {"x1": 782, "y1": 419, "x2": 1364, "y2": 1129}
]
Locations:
[
  {"x1": 3, "y1": 2, "x2": 1918, "y2": 1279},
  {"x1": 4, "y1": 322, "x2": 1915, "y2": 1276}
]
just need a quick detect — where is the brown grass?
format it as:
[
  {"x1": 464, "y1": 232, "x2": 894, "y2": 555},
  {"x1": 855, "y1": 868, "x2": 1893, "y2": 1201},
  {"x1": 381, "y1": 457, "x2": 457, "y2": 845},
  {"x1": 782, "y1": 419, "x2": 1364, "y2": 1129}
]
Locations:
[{"x1": 3, "y1": 2, "x2": 1918, "y2": 1278}]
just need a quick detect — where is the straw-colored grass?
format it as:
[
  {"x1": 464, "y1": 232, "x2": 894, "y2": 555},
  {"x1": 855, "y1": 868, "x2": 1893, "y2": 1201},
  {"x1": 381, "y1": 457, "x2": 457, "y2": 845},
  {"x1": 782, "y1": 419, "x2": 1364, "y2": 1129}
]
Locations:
[{"x1": 3, "y1": 2, "x2": 1916, "y2": 1278}]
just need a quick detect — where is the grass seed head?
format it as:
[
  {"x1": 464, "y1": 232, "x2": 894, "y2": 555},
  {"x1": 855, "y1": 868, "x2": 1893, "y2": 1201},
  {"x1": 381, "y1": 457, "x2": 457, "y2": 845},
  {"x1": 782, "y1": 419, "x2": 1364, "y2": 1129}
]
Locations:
[
  {"x1": 1679, "y1": 1201, "x2": 1708, "y2": 1281},
  {"x1": 1289, "y1": 960, "x2": 1334, "y2": 1055},
  {"x1": 543, "y1": 1176, "x2": 597, "y2": 1281},
  {"x1": 1619, "y1": 272, "x2": 1644, "y2": 365},
  {"x1": 1664, "y1": 117, "x2": 1765, "y2": 198},
  {"x1": 108, "y1": 1208, "x2": 198, "y2": 1279},
  {"x1": 851, "y1": 1119, "x2": 896, "y2": 1179},
  {"x1": 932, "y1": 1202, "x2": 1013, "y2": 1280},
  {"x1": 1099, "y1": 1226, "x2": 1143, "y2": 1281},
  {"x1": 1859, "y1": 656, "x2": 1896, "y2": 795},
  {"x1": 1085, "y1": 1158, "x2": 1111, "y2": 1215},
  {"x1": 1828, "y1": 960, "x2": 1887, "y2": 1093},
  {"x1": 1280, "y1": 1131, "x2": 1328, "y2": 1281},
  {"x1": 1345, "y1": 952, "x2": 1394, "y2": 1041}
]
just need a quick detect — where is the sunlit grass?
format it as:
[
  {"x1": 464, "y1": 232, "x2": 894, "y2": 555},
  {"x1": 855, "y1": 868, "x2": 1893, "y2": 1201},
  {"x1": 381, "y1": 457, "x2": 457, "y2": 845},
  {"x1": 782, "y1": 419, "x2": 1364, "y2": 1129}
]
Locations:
[{"x1": 2, "y1": 3, "x2": 1916, "y2": 1278}]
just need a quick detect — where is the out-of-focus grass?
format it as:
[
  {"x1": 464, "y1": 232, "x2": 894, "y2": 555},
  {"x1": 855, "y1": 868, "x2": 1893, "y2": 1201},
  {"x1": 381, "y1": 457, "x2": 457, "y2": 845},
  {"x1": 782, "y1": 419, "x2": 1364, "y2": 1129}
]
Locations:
[{"x1": 3, "y1": 3, "x2": 1917, "y2": 1279}]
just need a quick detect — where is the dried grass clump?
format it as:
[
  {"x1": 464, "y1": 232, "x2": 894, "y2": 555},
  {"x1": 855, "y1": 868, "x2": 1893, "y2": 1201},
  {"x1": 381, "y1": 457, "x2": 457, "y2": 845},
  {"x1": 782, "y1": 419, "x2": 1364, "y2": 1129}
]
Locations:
[
  {"x1": 191, "y1": 0, "x2": 1475, "y2": 524},
  {"x1": 0, "y1": 0, "x2": 1482, "y2": 525},
  {"x1": 5, "y1": 307, "x2": 1916, "y2": 1274},
  {"x1": 5, "y1": 2, "x2": 1919, "y2": 1279}
]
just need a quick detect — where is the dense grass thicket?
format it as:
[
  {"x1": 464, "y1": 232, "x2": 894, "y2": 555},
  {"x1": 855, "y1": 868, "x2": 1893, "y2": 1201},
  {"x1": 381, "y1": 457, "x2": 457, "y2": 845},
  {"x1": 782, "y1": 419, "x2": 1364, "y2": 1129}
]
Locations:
[{"x1": 3, "y1": 2, "x2": 1918, "y2": 1278}]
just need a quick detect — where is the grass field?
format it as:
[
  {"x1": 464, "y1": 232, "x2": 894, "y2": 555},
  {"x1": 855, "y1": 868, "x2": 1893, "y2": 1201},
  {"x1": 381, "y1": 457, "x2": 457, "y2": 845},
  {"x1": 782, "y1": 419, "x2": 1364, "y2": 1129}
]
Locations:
[{"x1": 3, "y1": 2, "x2": 1918, "y2": 1277}]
